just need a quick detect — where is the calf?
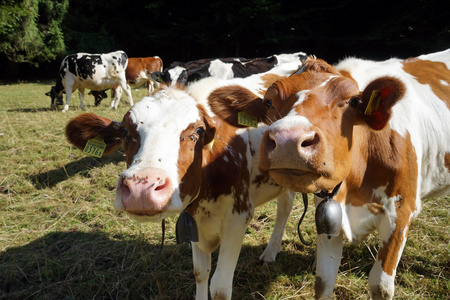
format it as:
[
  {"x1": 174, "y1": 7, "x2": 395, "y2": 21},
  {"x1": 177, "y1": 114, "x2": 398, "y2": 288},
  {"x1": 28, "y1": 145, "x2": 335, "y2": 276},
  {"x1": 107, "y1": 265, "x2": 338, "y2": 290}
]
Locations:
[
  {"x1": 88, "y1": 90, "x2": 108, "y2": 106},
  {"x1": 64, "y1": 59, "x2": 305, "y2": 299},
  {"x1": 47, "y1": 51, "x2": 133, "y2": 112},
  {"x1": 249, "y1": 50, "x2": 450, "y2": 299},
  {"x1": 153, "y1": 52, "x2": 307, "y2": 86}
]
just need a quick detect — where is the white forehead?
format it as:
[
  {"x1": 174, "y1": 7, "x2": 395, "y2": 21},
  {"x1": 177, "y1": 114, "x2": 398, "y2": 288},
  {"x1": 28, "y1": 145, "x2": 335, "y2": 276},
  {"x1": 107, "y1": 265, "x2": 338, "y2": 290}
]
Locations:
[
  {"x1": 294, "y1": 90, "x2": 310, "y2": 105},
  {"x1": 168, "y1": 66, "x2": 186, "y2": 84},
  {"x1": 129, "y1": 89, "x2": 201, "y2": 133},
  {"x1": 274, "y1": 52, "x2": 306, "y2": 64},
  {"x1": 270, "y1": 115, "x2": 312, "y2": 131}
]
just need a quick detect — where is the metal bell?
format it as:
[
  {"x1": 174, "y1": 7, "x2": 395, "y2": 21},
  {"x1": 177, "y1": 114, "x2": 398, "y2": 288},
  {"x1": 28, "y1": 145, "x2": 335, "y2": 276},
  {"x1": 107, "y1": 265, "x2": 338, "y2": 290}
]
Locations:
[
  {"x1": 315, "y1": 197, "x2": 342, "y2": 239},
  {"x1": 176, "y1": 210, "x2": 199, "y2": 244}
]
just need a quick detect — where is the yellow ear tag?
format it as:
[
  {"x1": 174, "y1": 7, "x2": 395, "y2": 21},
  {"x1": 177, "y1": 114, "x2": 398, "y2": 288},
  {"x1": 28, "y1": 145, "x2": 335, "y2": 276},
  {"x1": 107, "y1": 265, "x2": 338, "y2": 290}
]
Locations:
[
  {"x1": 83, "y1": 136, "x2": 106, "y2": 158},
  {"x1": 364, "y1": 90, "x2": 382, "y2": 115},
  {"x1": 238, "y1": 112, "x2": 258, "y2": 127},
  {"x1": 208, "y1": 138, "x2": 215, "y2": 151}
]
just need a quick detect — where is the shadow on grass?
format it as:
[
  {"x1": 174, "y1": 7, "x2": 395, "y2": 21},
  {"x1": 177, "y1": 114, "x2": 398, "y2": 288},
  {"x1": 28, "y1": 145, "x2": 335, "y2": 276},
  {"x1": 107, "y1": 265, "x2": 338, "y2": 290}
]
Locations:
[
  {"x1": 0, "y1": 230, "x2": 315, "y2": 299},
  {"x1": 28, "y1": 151, "x2": 125, "y2": 189},
  {"x1": 7, "y1": 104, "x2": 110, "y2": 113},
  {"x1": 7, "y1": 107, "x2": 57, "y2": 113}
]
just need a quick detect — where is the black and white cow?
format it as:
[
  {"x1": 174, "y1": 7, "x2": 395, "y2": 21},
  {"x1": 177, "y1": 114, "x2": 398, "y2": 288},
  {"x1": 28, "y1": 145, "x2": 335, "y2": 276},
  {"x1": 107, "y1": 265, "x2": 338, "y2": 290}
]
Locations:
[
  {"x1": 47, "y1": 51, "x2": 133, "y2": 112},
  {"x1": 152, "y1": 52, "x2": 307, "y2": 86}
]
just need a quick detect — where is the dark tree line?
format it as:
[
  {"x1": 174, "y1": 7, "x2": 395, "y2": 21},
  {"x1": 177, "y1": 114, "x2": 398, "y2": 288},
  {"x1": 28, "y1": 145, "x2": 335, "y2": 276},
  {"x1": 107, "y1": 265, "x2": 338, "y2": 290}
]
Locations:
[{"x1": 1, "y1": 0, "x2": 449, "y2": 80}]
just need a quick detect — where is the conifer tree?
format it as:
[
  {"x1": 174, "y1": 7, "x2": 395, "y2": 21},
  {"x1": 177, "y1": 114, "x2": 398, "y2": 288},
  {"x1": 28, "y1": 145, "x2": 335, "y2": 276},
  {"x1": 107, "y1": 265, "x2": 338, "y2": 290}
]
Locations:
[{"x1": 0, "y1": 0, "x2": 68, "y2": 66}]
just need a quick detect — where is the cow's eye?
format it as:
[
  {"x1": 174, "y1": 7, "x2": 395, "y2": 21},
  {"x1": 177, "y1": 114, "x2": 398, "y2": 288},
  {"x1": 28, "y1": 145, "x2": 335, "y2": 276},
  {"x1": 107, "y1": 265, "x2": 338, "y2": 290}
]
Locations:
[
  {"x1": 122, "y1": 127, "x2": 128, "y2": 138},
  {"x1": 122, "y1": 127, "x2": 132, "y2": 144},
  {"x1": 265, "y1": 99, "x2": 272, "y2": 108},
  {"x1": 195, "y1": 127, "x2": 205, "y2": 137},
  {"x1": 188, "y1": 127, "x2": 205, "y2": 143},
  {"x1": 347, "y1": 96, "x2": 362, "y2": 107}
]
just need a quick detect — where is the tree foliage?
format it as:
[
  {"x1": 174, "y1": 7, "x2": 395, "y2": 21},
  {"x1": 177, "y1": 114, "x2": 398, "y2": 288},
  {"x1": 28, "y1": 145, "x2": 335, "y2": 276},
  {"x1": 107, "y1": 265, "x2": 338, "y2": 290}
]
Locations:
[
  {"x1": 0, "y1": 0, "x2": 68, "y2": 66},
  {"x1": 0, "y1": 0, "x2": 449, "y2": 76}
]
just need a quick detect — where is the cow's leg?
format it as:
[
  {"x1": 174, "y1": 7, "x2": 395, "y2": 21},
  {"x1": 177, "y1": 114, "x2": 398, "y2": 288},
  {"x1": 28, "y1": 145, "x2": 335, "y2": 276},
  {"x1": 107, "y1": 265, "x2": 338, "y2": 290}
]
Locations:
[
  {"x1": 314, "y1": 196, "x2": 343, "y2": 299},
  {"x1": 259, "y1": 191, "x2": 294, "y2": 263},
  {"x1": 78, "y1": 88, "x2": 85, "y2": 110},
  {"x1": 62, "y1": 87, "x2": 73, "y2": 112},
  {"x1": 50, "y1": 96, "x2": 57, "y2": 110},
  {"x1": 111, "y1": 86, "x2": 123, "y2": 110},
  {"x1": 369, "y1": 210, "x2": 412, "y2": 300},
  {"x1": 192, "y1": 242, "x2": 211, "y2": 300},
  {"x1": 147, "y1": 80, "x2": 153, "y2": 95},
  {"x1": 147, "y1": 79, "x2": 159, "y2": 95},
  {"x1": 209, "y1": 213, "x2": 249, "y2": 300},
  {"x1": 118, "y1": 78, "x2": 133, "y2": 108}
]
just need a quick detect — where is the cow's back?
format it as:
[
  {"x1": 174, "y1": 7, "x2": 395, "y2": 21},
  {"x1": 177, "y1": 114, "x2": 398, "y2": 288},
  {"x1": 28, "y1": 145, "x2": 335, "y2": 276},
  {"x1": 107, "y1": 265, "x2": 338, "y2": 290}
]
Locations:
[
  {"x1": 188, "y1": 60, "x2": 303, "y2": 108},
  {"x1": 69, "y1": 53, "x2": 103, "y2": 80},
  {"x1": 400, "y1": 49, "x2": 450, "y2": 198},
  {"x1": 338, "y1": 49, "x2": 450, "y2": 199}
]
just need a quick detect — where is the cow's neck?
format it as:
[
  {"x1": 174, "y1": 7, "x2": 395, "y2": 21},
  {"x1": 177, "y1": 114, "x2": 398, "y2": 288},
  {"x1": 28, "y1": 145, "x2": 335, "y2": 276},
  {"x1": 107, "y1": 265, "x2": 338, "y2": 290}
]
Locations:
[
  {"x1": 55, "y1": 76, "x2": 65, "y2": 94},
  {"x1": 344, "y1": 125, "x2": 418, "y2": 207},
  {"x1": 196, "y1": 118, "x2": 251, "y2": 204}
]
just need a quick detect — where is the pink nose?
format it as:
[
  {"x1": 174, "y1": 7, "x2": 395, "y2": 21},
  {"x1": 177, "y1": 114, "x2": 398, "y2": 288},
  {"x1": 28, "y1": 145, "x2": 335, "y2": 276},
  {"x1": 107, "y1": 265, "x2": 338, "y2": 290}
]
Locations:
[
  {"x1": 266, "y1": 126, "x2": 319, "y2": 153},
  {"x1": 259, "y1": 126, "x2": 320, "y2": 172},
  {"x1": 117, "y1": 168, "x2": 173, "y2": 216}
]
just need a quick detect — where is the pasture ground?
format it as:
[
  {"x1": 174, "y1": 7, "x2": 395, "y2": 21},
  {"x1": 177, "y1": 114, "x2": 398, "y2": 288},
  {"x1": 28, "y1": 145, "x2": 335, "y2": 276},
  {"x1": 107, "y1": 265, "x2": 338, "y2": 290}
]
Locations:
[{"x1": 0, "y1": 82, "x2": 448, "y2": 299}]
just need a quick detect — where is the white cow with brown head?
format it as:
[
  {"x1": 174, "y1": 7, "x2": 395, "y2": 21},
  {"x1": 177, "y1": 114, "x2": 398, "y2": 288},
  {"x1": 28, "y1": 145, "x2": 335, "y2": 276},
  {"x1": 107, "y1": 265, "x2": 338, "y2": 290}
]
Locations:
[{"x1": 65, "y1": 59, "x2": 306, "y2": 299}]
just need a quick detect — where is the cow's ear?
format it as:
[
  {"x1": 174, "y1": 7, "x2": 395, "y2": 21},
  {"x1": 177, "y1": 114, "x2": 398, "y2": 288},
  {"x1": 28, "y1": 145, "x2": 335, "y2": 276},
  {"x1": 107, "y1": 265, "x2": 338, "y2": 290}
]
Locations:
[
  {"x1": 359, "y1": 77, "x2": 405, "y2": 130},
  {"x1": 208, "y1": 85, "x2": 265, "y2": 127},
  {"x1": 65, "y1": 113, "x2": 123, "y2": 156},
  {"x1": 197, "y1": 105, "x2": 216, "y2": 146},
  {"x1": 304, "y1": 58, "x2": 338, "y2": 74},
  {"x1": 266, "y1": 55, "x2": 277, "y2": 64},
  {"x1": 151, "y1": 71, "x2": 164, "y2": 83}
]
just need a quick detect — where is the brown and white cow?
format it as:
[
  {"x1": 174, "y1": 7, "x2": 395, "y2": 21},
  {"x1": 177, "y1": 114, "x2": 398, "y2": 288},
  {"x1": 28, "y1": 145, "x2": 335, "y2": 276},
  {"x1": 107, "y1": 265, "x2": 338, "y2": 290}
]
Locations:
[
  {"x1": 242, "y1": 49, "x2": 450, "y2": 299},
  {"x1": 125, "y1": 56, "x2": 163, "y2": 94},
  {"x1": 109, "y1": 56, "x2": 164, "y2": 107},
  {"x1": 64, "y1": 60, "x2": 305, "y2": 299}
]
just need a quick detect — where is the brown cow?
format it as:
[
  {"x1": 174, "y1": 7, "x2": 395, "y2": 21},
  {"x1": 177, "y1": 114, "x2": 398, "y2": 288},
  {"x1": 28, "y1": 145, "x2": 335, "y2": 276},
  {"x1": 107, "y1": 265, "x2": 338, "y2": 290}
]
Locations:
[
  {"x1": 126, "y1": 56, "x2": 163, "y2": 94},
  {"x1": 110, "y1": 56, "x2": 163, "y2": 108}
]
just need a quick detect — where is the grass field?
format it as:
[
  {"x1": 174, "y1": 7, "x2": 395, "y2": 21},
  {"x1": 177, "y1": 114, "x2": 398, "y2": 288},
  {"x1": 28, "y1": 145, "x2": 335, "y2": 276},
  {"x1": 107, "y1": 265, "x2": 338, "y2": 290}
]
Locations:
[{"x1": 0, "y1": 81, "x2": 448, "y2": 299}]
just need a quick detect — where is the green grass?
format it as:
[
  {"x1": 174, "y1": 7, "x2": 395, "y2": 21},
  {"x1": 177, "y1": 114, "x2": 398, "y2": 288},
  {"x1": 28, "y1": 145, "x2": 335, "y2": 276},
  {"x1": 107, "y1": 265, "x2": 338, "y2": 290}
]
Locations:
[{"x1": 0, "y1": 82, "x2": 448, "y2": 299}]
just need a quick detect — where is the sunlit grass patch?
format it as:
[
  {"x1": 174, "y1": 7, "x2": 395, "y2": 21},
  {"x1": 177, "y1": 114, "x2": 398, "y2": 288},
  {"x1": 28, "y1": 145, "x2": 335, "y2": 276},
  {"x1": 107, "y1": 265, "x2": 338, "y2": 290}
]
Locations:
[{"x1": 0, "y1": 82, "x2": 448, "y2": 299}]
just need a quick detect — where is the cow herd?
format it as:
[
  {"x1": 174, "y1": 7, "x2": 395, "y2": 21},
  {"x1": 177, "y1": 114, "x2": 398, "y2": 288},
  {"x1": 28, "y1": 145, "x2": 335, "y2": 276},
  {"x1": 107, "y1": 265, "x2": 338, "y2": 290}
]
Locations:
[{"x1": 56, "y1": 48, "x2": 450, "y2": 299}]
